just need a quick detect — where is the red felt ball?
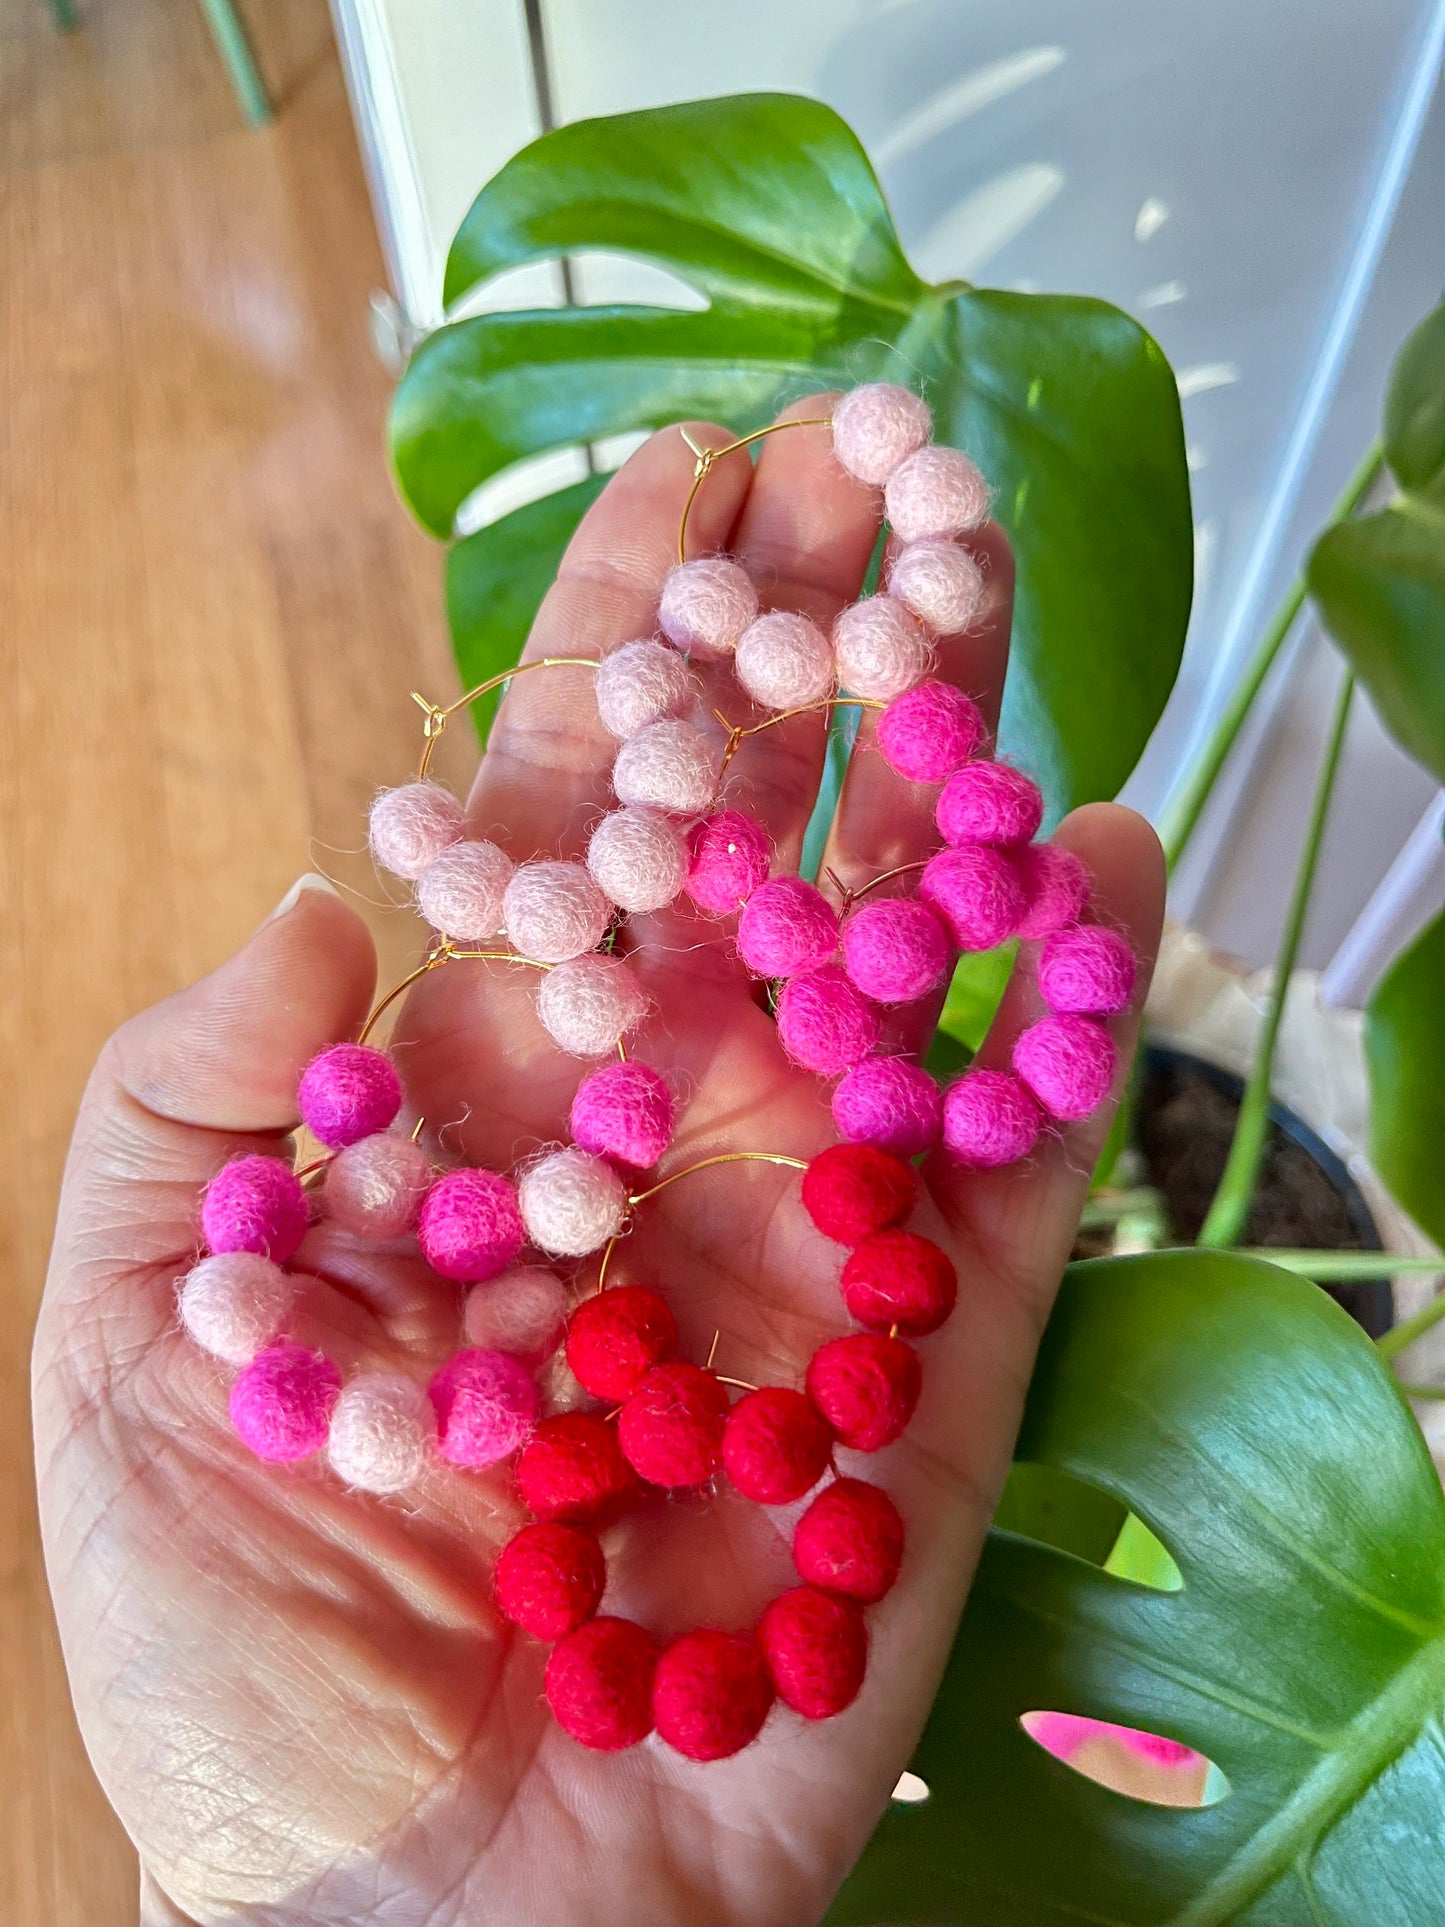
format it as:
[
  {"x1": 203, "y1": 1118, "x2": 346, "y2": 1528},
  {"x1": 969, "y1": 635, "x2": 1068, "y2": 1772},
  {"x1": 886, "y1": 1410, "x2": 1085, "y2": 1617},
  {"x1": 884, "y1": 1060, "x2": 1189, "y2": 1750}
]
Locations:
[
  {"x1": 545, "y1": 1616, "x2": 657, "y2": 1751},
  {"x1": 722, "y1": 1388, "x2": 834, "y2": 1504},
  {"x1": 653, "y1": 1629, "x2": 775, "y2": 1761},
  {"x1": 759, "y1": 1586, "x2": 868, "y2": 1720},
  {"x1": 618, "y1": 1364, "x2": 730, "y2": 1488},
  {"x1": 805, "y1": 1333, "x2": 921, "y2": 1451},
  {"x1": 793, "y1": 1478, "x2": 905, "y2": 1602},
  {"x1": 565, "y1": 1285, "x2": 678, "y2": 1402},
  {"x1": 494, "y1": 1522, "x2": 606, "y2": 1640},
  {"x1": 516, "y1": 1413, "x2": 638, "y2": 1524},
  {"x1": 801, "y1": 1143, "x2": 918, "y2": 1245},
  {"x1": 841, "y1": 1232, "x2": 957, "y2": 1336}
]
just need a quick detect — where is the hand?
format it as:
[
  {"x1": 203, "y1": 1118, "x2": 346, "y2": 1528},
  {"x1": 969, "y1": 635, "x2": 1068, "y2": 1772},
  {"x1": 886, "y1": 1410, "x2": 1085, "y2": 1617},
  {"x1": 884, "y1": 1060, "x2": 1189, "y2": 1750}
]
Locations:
[{"x1": 34, "y1": 401, "x2": 1164, "y2": 1927}]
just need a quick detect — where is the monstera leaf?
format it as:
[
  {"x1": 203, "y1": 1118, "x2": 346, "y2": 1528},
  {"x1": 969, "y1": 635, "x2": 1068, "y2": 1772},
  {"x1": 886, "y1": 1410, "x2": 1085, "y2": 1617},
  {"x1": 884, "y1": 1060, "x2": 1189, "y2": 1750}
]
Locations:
[
  {"x1": 832, "y1": 1250, "x2": 1445, "y2": 1924},
  {"x1": 390, "y1": 93, "x2": 1192, "y2": 825},
  {"x1": 1365, "y1": 906, "x2": 1445, "y2": 1251}
]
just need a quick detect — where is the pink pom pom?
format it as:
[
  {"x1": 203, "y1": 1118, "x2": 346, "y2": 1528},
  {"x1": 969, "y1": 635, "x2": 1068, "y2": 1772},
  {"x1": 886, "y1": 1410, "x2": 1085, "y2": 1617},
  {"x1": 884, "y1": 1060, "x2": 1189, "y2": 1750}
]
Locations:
[
  {"x1": 612, "y1": 719, "x2": 719, "y2": 816},
  {"x1": 831, "y1": 383, "x2": 931, "y2": 486},
  {"x1": 1014, "y1": 844, "x2": 1090, "y2": 940},
  {"x1": 884, "y1": 445, "x2": 989, "y2": 543},
  {"x1": 179, "y1": 1252, "x2": 293, "y2": 1365},
  {"x1": 936, "y1": 762, "x2": 1044, "y2": 849},
  {"x1": 832, "y1": 1056, "x2": 941, "y2": 1157},
  {"x1": 325, "y1": 1132, "x2": 431, "y2": 1238},
  {"x1": 429, "y1": 1347, "x2": 539, "y2": 1468},
  {"x1": 920, "y1": 846, "x2": 1025, "y2": 950},
  {"x1": 464, "y1": 1268, "x2": 569, "y2": 1366},
  {"x1": 595, "y1": 638, "x2": 697, "y2": 739},
  {"x1": 418, "y1": 1167, "x2": 525, "y2": 1282},
  {"x1": 737, "y1": 877, "x2": 839, "y2": 978},
  {"x1": 832, "y1": 597, "x2": 930, "y2": 702},
  {"x1": 1013, "y1": 1014, "x2": 1117, "y2": 1121},
  {"x1": 536, "y1": 953, "x2": 647, "y2": 1058},
  {"x1": 230, "y1": 1344, "x2": 340, "y2": 1462},
  {"x1": 565, "y1": 1285, "x2": 677, "y2": 1400},
  {"x1": 298, "y1": 1043, "x2": 402, "y2": 1149},
  {"x1": 1037, "y1": 925, "x2": 1137, "y2": 1016},
  {"x1": 586, "y1": 807, "x2": 687, "y2": 915},
  {"x1": 519, "y1": 1148, "x2": 627, "y2": 1258},
  {"x1": 841, "y1": 899, "x2": 951, "y2": 1005},
  {"x1": 416, "y1": 839, "x2": 513, "y2": 941},
  {"x1": 326, "y1": 1373, "x2": 435, "y2": 1493},
  {"x1": 659, "y1": 556, "x2": 758, "y2": 659},
  {"x1": 570, "y1": 1060, "x2": 675, "y2": 1169},
  {"x1": 369, "y1": 781, "x2": 465, "y2": 881},
  {"x1": 201, "y1": 1154, "x2": 309, "y2": 1262},
  {"x1": 735, "y1": 610, "x2": 835, "y2": 710},
  {"x1": 685, "y1": 809, "x2": 771, "y2": 914},
  {"x1": 876, "y1": 679, "x2": 985, "y2": 782},
  {"x1": 941, "y1": 1068, "x2": 1042, "y2": 1168},
  {"x1": 889, "y1": 538, "x2": 985, "y2": 635},
  {"x1": 776, "y1": 965, "x2": 881, "y2": 1076},
  {"x1": 503, "y1": 860, "x2": 610, "y2": 964}
]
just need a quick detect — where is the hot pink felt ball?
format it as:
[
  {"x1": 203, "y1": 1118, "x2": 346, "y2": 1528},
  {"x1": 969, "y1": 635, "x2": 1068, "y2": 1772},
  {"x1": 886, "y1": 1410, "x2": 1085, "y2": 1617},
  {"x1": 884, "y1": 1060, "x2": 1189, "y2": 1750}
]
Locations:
[
  {"x1": 1013, "y1": 1014, "x2": 1117, "y2": 1121},
  {"x1": 298, "y1": 1043, "x2": 403, "y2": 1149},
  {"x1": 832, "y1": 1055, "x2": 942, "y2": 1157},
  {"x1": 594, "y1": 638, "x2": 697, "y2": 739},
  {"x1": 936, "y1": 762, "x2": 1044, "y2": 849},
  {"x1": 1014, "y1": 844, "x2": 1090, "y2": 940},
  {"x1": 415, "y1": 839, "x2": 514, "y2": 941},
  {"x1": 586, "y1": 807, "x2": 687, "y2": 915},
  {"x1": 832, "y1": 597, "x2": 931, "y2": 702},
  {"x1": 831, "y1": 383, "x2": 931, "y2": 486},
  {"x1": 418, "y1": 1167, "x2": 525, "y2": 1282},
  {"x1": 889, "y1": 538, "x2": 985, "y2": 636},
  {"x1": 685, "y1": 809, "x2": 771, "y2": 914},
  {"x1": 179, "y1": 1252, "x2": 293, "y2": 1365},
  {"x1": 841, "y1": 899, "x2": 951, "y2": 1005},
  {"x1": 429, "y1": 1347, "x2": 540, "y2": 1469},
  {"x1": 463, "y1": 1267, "x2": 569, "y2": 1366},
  {"x1": 735, "y1": 610, "x2": 835, "y2": 711},
  {"x1": 884, "y1": 445, "x2": 989, "y2": 543},
  {"x1": 941, "y1": 1068, "x2": 1043, "y2": 1168},
  {"x1": 326, "y1": 1373, "x2": 436, "y2": 1493},
  {"x1": 775, "y1": 965, "x2": 881, "y2": 1076},
  {"x1": 536, "y1": 953, "x2": 648, "y2": 1058},
  {"x1": 737, "y1": 877, "x2": 839, "y2": 978},
  {"x1": 1037, "y1": 925, "x2": 1137, "y2": 1016},
  {"x1": 519, "y1": 1148, "x2": 627, "y2": 1258},
  {"x1": 503, "y1": 860, "x2": 611, "y2": 964},
  {"x1": 201, "y1": 1154, "x2": 309, "y2": 1262},
  {"x1": 325, "y1": 1132, "x2": 431, "y2": 1238},
  {"x1": 570, "y1": 1060, "x2": 676, "y2": 1169},
  {"x1": 920, "y1": 845, "x2": 1025, "y2": 951},
  {"x1": 876, "y1": 679, "x2": 985, "y2": 783},
  {"x1": 658, "y1": 556, "x2": 758, "y2": 659},
  {"x1": 369, "y1": 781, "x2": 466, "y2": 881},
  {"x1": 612, "y1": 719, "x2": 719, "y2": 816},
  {"x1": 231, "y1": 1344, "x2": 341, "y2": 1462}
]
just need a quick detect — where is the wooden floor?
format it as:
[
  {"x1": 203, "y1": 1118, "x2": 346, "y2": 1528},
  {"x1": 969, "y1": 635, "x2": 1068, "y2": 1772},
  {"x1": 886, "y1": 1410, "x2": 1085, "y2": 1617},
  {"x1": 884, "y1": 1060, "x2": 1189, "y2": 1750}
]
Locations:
[{"x1": 1, "y1": 3, "x2": 466, "y2": 1915}]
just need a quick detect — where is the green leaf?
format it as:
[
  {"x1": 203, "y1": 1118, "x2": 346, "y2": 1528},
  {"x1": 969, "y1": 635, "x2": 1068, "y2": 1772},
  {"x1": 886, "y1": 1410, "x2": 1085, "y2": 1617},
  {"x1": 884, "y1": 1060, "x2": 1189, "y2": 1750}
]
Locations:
[
  {"x1": 1365, "y1": 907, "x2": 1445, "y2": 1250},
  {"x1": 1383, "y1": 303, "x2": 1445, "y2": 501},
  {"x1": 832, "y1": 1250, "x2": 1445, "y2": 1924},
  {"x1": 935, "y1": 942, "x2": 1017, "y2": 1057}
]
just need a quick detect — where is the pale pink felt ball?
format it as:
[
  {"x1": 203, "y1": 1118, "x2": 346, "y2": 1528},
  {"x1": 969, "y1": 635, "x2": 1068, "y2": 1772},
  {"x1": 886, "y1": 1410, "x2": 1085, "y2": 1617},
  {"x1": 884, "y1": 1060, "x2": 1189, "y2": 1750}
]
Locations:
[
  {"x1": 519, "y1": 1149, "x2": 627, "y2": 1258},
  {"x1": 735, "y1": 610, "x2": 835, "y2": 711},
  {"x1": 776, "y1": 965, "x2": 881, "y2": 1076},
  {"x1": 884, "y1": 445, "x2": 989, "y2": 543},
  {"x1": 570, "y1": 1060, "x2": 676, "y2": 1170},
  {"x1": 1013, "y1": 1014, "x2": 1117, "y2": 1122},
  {"x1": 326, "y1": 1373, "x2": 436, "y2": 1494},
  {"x1": 685, "y1": 809, "x2": 771, "y2": 914},
  {"x1": 369, "y1": 781, "x2": 465, "y2": 881},
  {"x1": 503, "y1": 860, "x2": 611, "y2": 964},
  {"x1": 586, "y1": 807, "x2": 687, "y2": 915},
  {"x1": 832, "y1": 597, "x2": 931, "y2": 702},
  {"x1": 612, "y1": 719, "x2": 719, "y2": 816},
  {"x1": 416, "y1": 839, "x2": 514, "y2": 941},
  {"x1": 658, "y1": 556, "x2": 758, "y2": 659},
  {"x1": 1037, "y1": 925, "x2": 1137, "y2": 1016},
  {"x1": 876, "y1": 679, "x2": 985, "y2": 782},
  {"x1": 325, "y1": 1132, "x2": 431, "y2": 1239},
  {"x1": 429, "y1": 1347, "x2": 540, "y2": 1469},
  {"x1": 418, "y1": 1167, "x2": 525, "y2": 1282},
  {"x1": 941, "y1": 1069, "x2": 1042, "y2": 1169},
  {"x1": 831, "y1": 383, "x2": 932, "y2": 486},
  {"x1": 201, "y1": 1154, "x2": 309, "y2": 1262},
  {"x1": 737, "y1": 877, "x2": 839, "y2": 978},
  {"x1": 889, "y1": 538, "x2": 986, "y2": 636},
  {"x1": 1014, "y1": 844, "x2": 1090, "y2": 941},
  {"x1": 832, "y1": 1056, "x2": 942, "y2": 1157},
  {"x1": 536, "y1": 954, "x2": 647, "y2": 1058},
  {"x1": 231, "y1": 1344, "x2": 340, "y2": 1463},
  {"x1": 920, "y1": 845, "x2": 1025, "y2": 951},
  {"x1": 936, "y1": 761, "x2": 1044, "y2": 849},
  {"x1": 841, "y1": 899, "x2": 951, "y2": 1005},
  {"x1": 463, "y1": 1268, "x2": 569, "y2": 1366},
  {"x1": 595, "y1": 639, "x2": 697, "y2": 739},
  {"x1": 179, "y1": 1252, "x2": 293, "y2": 1366},
  {"x1": 298, "y1": 1043, "x2": 403, "y2": 1149}
]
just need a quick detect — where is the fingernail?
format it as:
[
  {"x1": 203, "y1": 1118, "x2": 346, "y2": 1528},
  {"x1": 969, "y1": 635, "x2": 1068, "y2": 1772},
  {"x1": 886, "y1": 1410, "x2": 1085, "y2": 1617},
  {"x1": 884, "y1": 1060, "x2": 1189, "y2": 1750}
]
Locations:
[{"x1": 265, "y1": 872, "x2": 341, "y2": 925}]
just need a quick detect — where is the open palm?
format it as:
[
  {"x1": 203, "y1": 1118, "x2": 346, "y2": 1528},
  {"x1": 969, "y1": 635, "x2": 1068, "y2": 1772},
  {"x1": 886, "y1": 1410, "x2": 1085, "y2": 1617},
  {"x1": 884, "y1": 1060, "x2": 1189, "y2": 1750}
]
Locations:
[{"x1": 34, "y1": 403, "x2": 1164, "y2": 1927}]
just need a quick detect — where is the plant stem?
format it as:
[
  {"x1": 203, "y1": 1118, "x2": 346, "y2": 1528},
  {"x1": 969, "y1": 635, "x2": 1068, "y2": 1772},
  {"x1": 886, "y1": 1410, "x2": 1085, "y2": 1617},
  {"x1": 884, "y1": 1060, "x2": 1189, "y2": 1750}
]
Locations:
[
  {"x1": 1378, "y1": 1289, "x2": 1445, "y2": 1361},
  {"x1": 1197, "y1": 670, "x2": 1355, "y2": 1248},
  {"x1": 1398, "y1": 1383, "x2": 1445, "y2": 1401},
  {"x1": 1246, "y1": 1250, "x2": 1444, "y2": 1281}
]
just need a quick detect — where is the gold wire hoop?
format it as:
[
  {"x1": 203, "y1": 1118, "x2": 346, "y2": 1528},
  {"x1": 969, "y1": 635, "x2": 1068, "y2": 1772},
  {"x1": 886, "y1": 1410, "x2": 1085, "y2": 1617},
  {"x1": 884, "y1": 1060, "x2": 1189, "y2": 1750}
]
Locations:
[
  {"x1": 675, "y1": 416, "x2": 834, "y2": 565},
  {"x1": 592, "y1": 1149, "x2": 809, "y2": 1292},
  {"x1": 412, "y1": 656, "x2": 600, "y2": 780}
]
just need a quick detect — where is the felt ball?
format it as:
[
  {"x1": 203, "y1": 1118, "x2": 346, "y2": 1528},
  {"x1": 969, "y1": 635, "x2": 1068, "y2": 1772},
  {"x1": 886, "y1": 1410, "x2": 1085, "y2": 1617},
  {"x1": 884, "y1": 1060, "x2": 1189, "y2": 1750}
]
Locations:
[
  {"x1": 297, "y1": 1043, "x2": 402, "y2": 1150},
  {"x1": 801, "y1": 1143, "x2": 918, "y2": 1245},
  {"x1": 919, "y1": 845, "x2": 1025, "y2": 951},
  {"x1": 518, "y1": 1413, "x2": 638, "y2": 1523},
  {"x1": 735, "y1": 610, "x2": 835, "y2": 711},
  {"x1": 658, "y1": 556, "x2": 758, "y2": 659},
  {"x1": 841, "y1": 1231, "x2": 957, "y2": 1336},
  {"x1": 464, "y1": 1268, "x2": 569, "y2": 1366},
  {"x1": 831, "y1": 1056, "x2": 942, "y2": 1158},
  {"x1": 1013, "y1": 1014, "x2": 1118, "y2": 1122},
  {"x1": 326, "y1": 1373, "x2": 435, "y2": 1493},
  {"x1": 230, "y1": 1344, "x2": 340, "y2": 1462},
  {"x1": 503, "y1": 860, "x2": 610, "y2": 964},
  {"x1": 654, "y1": 1629, "x2": 774, "y2": 1761},
  {"x1": 618, "y1": 1363, "x2": 729, "y2": 1488},
  {"x1": 536, "y1": 953, "x2": 647, "y2": 1058},
  {"x1": 758, "y1": 1585, "x2": 868, "y2": 1720},
  {"x1": 884, "y1": 445, "x2": 990, "y2": 543},
  {"x1": 546, "y1": 1616, "x2": 657, "y2": 1751},
  {"x1": 737, "y1": 877, "x2": 839, "y2": 978},
  {"x1": 936, "y1": 762, "x2": 1044, "y2": 851},
  {"x1": 889, "y1": 538, "x2": 986, "y2": 637},
  {"x1": 369, "y1": 781, "x2": 465, "y2": 881},
  {"x1": 415, "y1": 839, "x2": 514, "y2": 941},
  {"x1": 495, "y1": 1522, "x2": 607, "y2": 1641},
  {"x1": 612, "y1": 719, "x2": 719, "y2": 816},
  {"x1": 429, "y1": 1347, "x2": 539, "y2": 1469},
  {"x1": 417, "y1": 1167, "x2": 525, "y2": 1282},
  {"x1": 178, "y1": 1252, "x2": 293, "y2": 1365},
  {"x1": 1014, "y1": 843, "x2": 1091, "y2": 941},
  {"x1": 941, "y1": 1069, "x2": 1042, "y2": 1168},
  {"x1": 832, "y1": 596, "x2": 930, "y2": 702},
  {"x1": 831, "y1": 383, "x2": 931, "y2": 486},
  {"x1": 201, "y1": 1154, "x2": 309, "y2": 1262},
  {"x1": 570, "y1": 1061, "x2": 675, "y2": 1170},
  {"x1": 776, "y1": 965, "x2": 881, "y2": 1077},
  {"x1": 876, "y1": 679, "x2": 985, "y2": 782},
  {"x1": 793, "y1": 1478, "x2": 904, "y2": 1602},
  {"x1": 595, "y1": 638, "x2": 697, "y2": 739},
  {"x1": 585, "y1": 807, "x2": 687, "y2": 915},
  {"x1": 565, "y1": 1284, "x2": 678, "y2": 1401},
  {"x1": 519, "y1": 1149, "x2": 628, "y2": 1258},
  {"x1": 723, "y1": 1388, "x2": 834, "y2": 1504},
  {"x1": 325, "y1": 1132, "x2": 431, "y2": 1238},
  {"x1": 1037, "y1": 924, "x2": 1137, "y2": 1016},
  {"x1": 841, "y1": 899, "x2": 951, "y2": 1005},
  {"x1": 685, "y1": 809, "x2": 771, "y2": 914},
  {"x1": 805, "y1": 1333, "x2": 921, "y2": 1452}
]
